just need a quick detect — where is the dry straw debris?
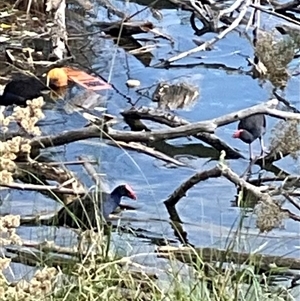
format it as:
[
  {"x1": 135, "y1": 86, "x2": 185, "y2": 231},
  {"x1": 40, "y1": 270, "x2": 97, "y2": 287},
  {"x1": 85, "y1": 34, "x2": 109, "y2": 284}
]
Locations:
[
  {"x1": 270, "y1": 119, "x2": 300, "y2": 160},
  {"x1": 255, "y1": 30, "x2": 300, "y2": 88},
  {"x1": 254, "y1": 200, "x2": 289, "y2": 232}
]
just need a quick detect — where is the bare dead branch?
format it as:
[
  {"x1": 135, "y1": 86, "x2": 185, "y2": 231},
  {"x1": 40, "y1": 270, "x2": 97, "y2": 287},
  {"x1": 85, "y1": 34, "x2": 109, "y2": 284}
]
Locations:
[
  {"x1": 219, "y1": 0, "x2": 245, "y2": 17},
  {"x1": 0, "y1": 182, "x2": 86, "y2": 195},
  {"x1": 107, "y1": 122, "x2": 216, "y2": 142},
  {"x1": 272, "y1": 0, "x2": 300, "y2": 12},
  {"x1": 159, "y1": 0, "x2": 252, "y2": 65},
  {"x1": 164, "y1": 150, "x2": 300, "y2": 229},
  {"x1": 28, "y1": 98, "x2": 300, "y2": 163},
  {"x1": 273, "y1": 91, "x2": 300, "y2": 114},
  {"x1": 106, "y1": 140, "x2": 187, "y2": 167},
  {"x1": 122, "y1": 107, "x2": 244, "y2": 159},
  {"x1": 78, "y1": 156, "x2": 105, "y2": 188},
  {"x1": 157, "y1": 245, "x2": 300, "y2": 270},
  {"x1": 22, "y1": 240, "x2": 79, "y2": 257},
  {"x1": 30, "y1": 120, "x2": 215, "y2": 150},
  {"x1": 250, "y1": 3, "x2": 300, "y2": 26},
  {"x1": 283, "y1": 193, "x2": 300, "y2": 212},
  {"x1": 164, "y1": 166, "x2": 221, "y2": 208},
  {"x1": 3, "y1": 246, "x2": 77, "y2": 268},
  {"x1": 123, "y1": 99, "x2": 280, "y2": 128}
]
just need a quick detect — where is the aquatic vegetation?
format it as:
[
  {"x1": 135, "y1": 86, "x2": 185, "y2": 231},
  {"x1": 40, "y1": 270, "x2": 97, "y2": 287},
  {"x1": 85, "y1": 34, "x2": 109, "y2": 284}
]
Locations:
[
  {"x1": 255, "y1": 30, "x2": 300, "y2": 89},
  {"x1": 270, "y1": 119, "x2": 300, "y2": 160}
]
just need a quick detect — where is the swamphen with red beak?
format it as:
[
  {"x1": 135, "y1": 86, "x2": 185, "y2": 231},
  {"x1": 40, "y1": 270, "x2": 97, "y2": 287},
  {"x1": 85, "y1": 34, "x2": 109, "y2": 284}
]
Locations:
[
  {"x1": 232, "y1": 114, "x2": 266, "y2": 160},
  {"x1": 56, "y1": 184, "x2": 137, "y2": 229}
]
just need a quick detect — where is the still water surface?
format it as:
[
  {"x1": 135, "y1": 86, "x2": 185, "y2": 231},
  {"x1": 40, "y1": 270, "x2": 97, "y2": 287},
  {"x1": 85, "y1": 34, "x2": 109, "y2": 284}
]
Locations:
[{"x1": 1, "y1": 0, "x2": 300, "y2": 285}]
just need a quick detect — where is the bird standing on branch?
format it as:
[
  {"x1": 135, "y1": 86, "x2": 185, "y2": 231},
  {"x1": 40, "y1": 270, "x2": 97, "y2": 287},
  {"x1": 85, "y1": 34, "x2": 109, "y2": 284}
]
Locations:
[{"x1": 232, "y1": 114, "x2": 266, "y2": 160}]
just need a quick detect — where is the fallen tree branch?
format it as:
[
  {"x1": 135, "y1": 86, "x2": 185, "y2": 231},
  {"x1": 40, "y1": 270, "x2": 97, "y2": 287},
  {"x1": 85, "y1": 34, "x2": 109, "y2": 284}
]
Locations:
[
  {"x1": 158, "y1": 0, "x2": 251, "y2": 66},
  {"x1": 123, "y1": 99, "x2": 279, "y2": 129},
  {"x1": 26, "y1": 98, "x2": 300, "y2": 166},
  {"x1": 105, "y1": 140, "x2": 187, "y2": 167},
  {"x1": 15, "y1": 160, "x2": 86, "y2": 204},
  {"x1": 30, "y1": 99, "x2": 280, "y2": 151},
  {"x1": 250, "y1": 3, "x2": 300, "y2": 26},
  {"x1": 157, "y1": 245, "x2": 300, "y2": 270},
  {"x1": 164, "y1": 166, "x2": 221, "y2": 208},
  {"x1": 22, "y1": 240, "x2": 79, "y2": 257},
  {"x1": 273, "y1": 91, "x2": 300, "y2": 114},
  {"x1": 107, "y1": 121, "x2": 216, "y2": 142},
  {"x1": 78, "y1": 156, "x2": 109, "y2": 191},
  {"x1": 272, "y1": 0, "x2": 300, "y2": 12},
  {"x1": 0, "y1": 182, "x2": 86, "y2": 195},
  {"x1": 17, "y1": 97, "x2": 299, "y2": 170},
  {"x1": 95, "y1": 20, "x2": 154, "y2": 37},
  {"x1": 164, "y1": 151, "x2": 300, "y2": 230},
  {"x1": 30, "y1": 120, "x2": 215, "y2": 150},
  {"x1": 46, "y1": 160, "x2": 97, "y2": 166},
  {"x1": 122, "y1": 107, "x2": 244, "y2": 159},
  {"x1": 4, "y1": 246, "x2": 77, "y2": 268}
]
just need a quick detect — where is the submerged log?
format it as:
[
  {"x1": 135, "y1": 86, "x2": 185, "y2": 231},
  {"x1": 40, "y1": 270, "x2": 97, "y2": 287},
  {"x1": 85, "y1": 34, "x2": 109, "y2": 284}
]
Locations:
[
  {"x1": 157, "y1": 245, "x2": 300, "y2": 270},
  {"x1": 95, "y1": 20, "x2": 154, "y2": 37}
]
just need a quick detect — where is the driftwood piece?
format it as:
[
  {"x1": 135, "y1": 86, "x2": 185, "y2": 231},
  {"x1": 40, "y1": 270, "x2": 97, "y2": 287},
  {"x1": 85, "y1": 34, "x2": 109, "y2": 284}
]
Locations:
[
  {"x1": 30, "y1": 120, "x2": 215, "y2": 147},
  {"x1": 22, "y1": 240, "x2": 79, "y2": 257},
  {"x1": 44, "y1": 0, "x2": 70, "y2": 61},
  {"x1": 95, "y1": 20, "x2": 154, "y2": 37},
  {"x1": 0, "y1": 182, "x2": 86, "y2": 195},
  {"x1": 272, "y1": 0, "x2": 300, "y2": 12},
  {"x1": 4, "y1": 246, "x2": 77, "y2": 268},
  {"x1": 105, "y1": 140, "x2": 187, "y2": 167},
  {"x1": 21, "y1": 98, "x2": 300, "y2": 161},
  {"x1": 164, "y1": 166, "x2": 222, "y2": 222},
  {"x1": 164, "y1": 166, "x2": 221, "y2": 208},
  {"x1": 250, "y1": 3, "x2": 300, "y2": 26},
  {"x1": 157, "y1": 0, "x2": 252, "y2": 66},
  {"x1": 164, "y1": 151, "x2": 300, "y2": 230},
  {"x1": 157, "y1": 245, "x2": 300, "y2": 270},
  {"x1": 273, "y1": 91, "x2": 300, "y2": 114},
  {"x1": 31, "y1": 98, "x2": 272, "y2": 150},
  {"x1": 122, "y1": 107, "x2": 244, "y2": 159},
  {"x1": 14, "y1": 160, "x2": 86, "y2": 205}
]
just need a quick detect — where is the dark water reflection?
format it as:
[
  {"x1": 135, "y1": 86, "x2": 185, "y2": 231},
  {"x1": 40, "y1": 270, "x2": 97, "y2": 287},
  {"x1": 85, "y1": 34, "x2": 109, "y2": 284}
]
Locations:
[{"x1": 1, "y1": 0, "x2": 300, "y2": 287}]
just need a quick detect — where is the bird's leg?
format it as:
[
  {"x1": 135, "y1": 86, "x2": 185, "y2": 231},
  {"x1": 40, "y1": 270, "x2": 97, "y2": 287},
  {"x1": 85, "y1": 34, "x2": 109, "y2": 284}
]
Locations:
[
  {"x1": 249, "y1": 143, "x2": 253, "y2": 161},
  {"x1": 259, "y1": 137, "x2": 270, "y2": 156},
  {"x1": 259, "y1": 136, "x2": 264, "y2": 156}
]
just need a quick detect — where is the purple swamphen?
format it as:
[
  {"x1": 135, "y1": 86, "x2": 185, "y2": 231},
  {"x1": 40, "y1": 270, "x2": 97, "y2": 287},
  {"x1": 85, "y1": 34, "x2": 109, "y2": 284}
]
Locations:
[
  {"x1": 56, "y1": 184, "x2": 137, "y2": 229},
  {"x1": 232, "y1": 114, "x2": 266, "y2": 159}
]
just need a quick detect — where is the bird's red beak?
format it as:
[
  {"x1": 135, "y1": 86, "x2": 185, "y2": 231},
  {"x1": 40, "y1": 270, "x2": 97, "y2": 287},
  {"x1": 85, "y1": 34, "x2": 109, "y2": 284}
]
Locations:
[
  {"x1": 232, "y1": 129, "x2": 243, "y2": 138},
  {"x1": 125, "y1": 184, "x2": 137, "y2": 200},
  {"x1": 130, "y1": 193, "x2": 137, "y2": 200}
]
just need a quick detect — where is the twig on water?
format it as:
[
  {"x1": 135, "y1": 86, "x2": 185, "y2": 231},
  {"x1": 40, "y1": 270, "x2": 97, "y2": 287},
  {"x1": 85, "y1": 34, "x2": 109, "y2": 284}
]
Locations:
[
  {"x1": 0, "y1": 182, "x2": 87, "y2": 195},
  {"x1": 157, "y1": 0, "x2": 252, "y2": 66}
]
